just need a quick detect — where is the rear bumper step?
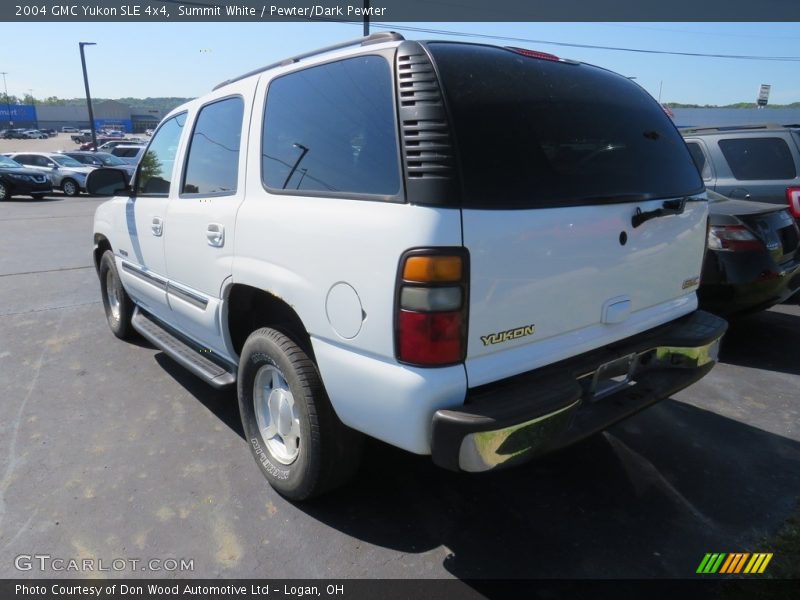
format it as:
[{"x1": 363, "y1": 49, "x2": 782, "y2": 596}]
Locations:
[
  {"x1": 131, "y1": 308, "x2": 236, "y2": 388},
  {"x1": 431, "y1": 310, "x2": 727, "y2": 472}
]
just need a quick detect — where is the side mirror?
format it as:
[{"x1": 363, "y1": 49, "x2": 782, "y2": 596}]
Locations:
[{"x1": 86, "y1": 167, "x2": 130, "y2": 196}]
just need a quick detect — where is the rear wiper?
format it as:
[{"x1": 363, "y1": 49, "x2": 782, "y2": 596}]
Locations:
[{"x1": 631, "y1": 198, "x2": 687, "y2": 228}]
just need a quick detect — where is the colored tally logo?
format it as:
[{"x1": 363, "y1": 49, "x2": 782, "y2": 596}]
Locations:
[{"x1": 696, "y1": 552, "x2": 773, "y2": 575}]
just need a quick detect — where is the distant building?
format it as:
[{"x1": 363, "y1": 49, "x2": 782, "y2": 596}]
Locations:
[
  {"x1": 27, "y1": 100, "x2": 164, "y2": 133},
  {"x1": 0, "y1": 104, "x2": 37, "y2": 129}
]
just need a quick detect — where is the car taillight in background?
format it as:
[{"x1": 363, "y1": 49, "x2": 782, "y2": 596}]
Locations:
[
  {"x1": 707, "y1": 225, "x2": 763, "y2": 252},
  {"x1": 395, "y1": 250, "x2": 469, "y2": 366},
  {"x1": 787, "y1": 187, "x2": 800, "y2": 219}
]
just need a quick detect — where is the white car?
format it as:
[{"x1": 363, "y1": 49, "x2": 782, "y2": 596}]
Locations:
[
  {"x1": 22, "y1": 129, "x2": 47, "y2": 139},
  {"x1": 89, "y1": 33, "x2": 726, "y2": 500}
]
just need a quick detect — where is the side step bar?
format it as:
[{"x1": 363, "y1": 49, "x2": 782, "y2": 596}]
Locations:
[{"x1": 131, "y1": 308, "x2": 236, "y2": 388}]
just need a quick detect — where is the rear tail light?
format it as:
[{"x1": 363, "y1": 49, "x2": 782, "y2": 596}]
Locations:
[
  {"x1": 707, "y1": 225, "x2": 763, "y2": 252},
  {"x1": 787, "y1": 187, "x2": 800, "y2": 219},
  {"x1": 395, "y1": 250, "x2": 468, "y2": 366}
]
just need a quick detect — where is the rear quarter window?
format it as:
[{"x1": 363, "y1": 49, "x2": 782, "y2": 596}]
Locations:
[
  {"x1": 685, "y1": 141, "x2": 712, "y2": 180},
  {"x1": 261, "y1": 55, "x2": 401, "y2": 199},
  {"x1": 427, "y1": 43, "x2": 704, "y2": 208},
  {"x1": 718, "y1": 137, "x2": 796, "y2": 180}
]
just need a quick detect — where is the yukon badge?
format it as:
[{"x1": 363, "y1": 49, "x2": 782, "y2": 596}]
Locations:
[
  {"x1": 682, "y1": 276, "x2": 701, "y2": 290},
  {"x1": 481, "y1": 324, "x2": 536, "y2": 346}
]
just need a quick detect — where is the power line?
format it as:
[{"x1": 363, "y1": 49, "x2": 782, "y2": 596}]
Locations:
[{"x1": 363, "y1": 22, "x2": 800, "y2": 62}]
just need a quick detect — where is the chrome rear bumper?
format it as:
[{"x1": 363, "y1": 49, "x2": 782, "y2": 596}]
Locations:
[{"x1": 431, "y1": 310, "x2": 727, "y2": 473}]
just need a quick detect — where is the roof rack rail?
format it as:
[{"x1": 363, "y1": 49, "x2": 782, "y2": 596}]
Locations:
[
  {"x1": 678, "y1": 123, "x2": 789, "y2": 133},
  {"x1": 213, "y1": 32, "x2": 405, "y2": 91}
]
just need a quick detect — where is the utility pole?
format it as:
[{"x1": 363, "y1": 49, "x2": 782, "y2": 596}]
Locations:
[
  {"x1": 79, "y1": 42, "x2": 98, "y2": 151},
  {"x1": 363, "y1": 0, "x2": 369, "y2": 36},
  {"x1": 1, "y1": 72, "x2": 11, "y2": 128}
]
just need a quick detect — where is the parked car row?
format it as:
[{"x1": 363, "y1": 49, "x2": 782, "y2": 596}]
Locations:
[
  {"x1": 681, "y1": 124, "x2": 800, "y2": 316},
  {"x1": 75, "y1": 136, "x2": 146, "y2": 151},
  {"x1": 2, "y1": 152, "x2": 93, "y2": 196},
  {"x1": 0, "y1": 148, "x2": 138, "y2": 198},
  {"x1": 1, "y1": 128, "x2": 58, "y2": 139}
]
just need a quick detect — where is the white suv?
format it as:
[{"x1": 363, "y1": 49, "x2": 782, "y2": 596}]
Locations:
[{"x1": 89, "y1": 33, "x2": 726, "y2": 500}]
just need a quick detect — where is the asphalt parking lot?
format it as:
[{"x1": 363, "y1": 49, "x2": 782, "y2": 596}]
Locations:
[{"x1": 0, "y1": 191, "x2": 799, "y2": 581}]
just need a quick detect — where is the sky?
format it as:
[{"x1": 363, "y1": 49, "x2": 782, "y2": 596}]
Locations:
[{"x1": 1, "y1": 21, "x2": 799, "y2": 105}]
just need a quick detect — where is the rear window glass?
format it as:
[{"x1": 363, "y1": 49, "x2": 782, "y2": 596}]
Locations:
[
  {"x1": 427, "y1": 43, "x2": 703, "y2": 208},
  {"x1": 718, "y1": 137, "x2": 796, "y2": 180},
  {"x1": 685, "y1": 142, "x2": 712, "y2": 180}
]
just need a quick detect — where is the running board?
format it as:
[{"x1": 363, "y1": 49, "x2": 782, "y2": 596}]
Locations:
[{"x1": 131, "y1": 308, "x2": 236, "y2": 388}]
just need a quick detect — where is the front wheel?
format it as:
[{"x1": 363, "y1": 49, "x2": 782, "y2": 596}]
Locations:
[
  {"x1": 0, "y1": 182, "x2": 9, "y2": 201},
  {"x1": 237, "y1": 328, "x2": 362, "y2": 500},
  {"x1": 98, "y1": 250, "x2": 135, "y2": 339},
  {"x1": 61, "y1": 178, "x2": 80, "y2": 197}
]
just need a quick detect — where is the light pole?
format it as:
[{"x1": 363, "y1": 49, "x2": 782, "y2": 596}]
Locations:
[
  {"x1": 1, "y1": 72, "x2": 11, "y2": 128},
  {"x1": 79, "y1": 42, "x2": 98, "y2": 151}
]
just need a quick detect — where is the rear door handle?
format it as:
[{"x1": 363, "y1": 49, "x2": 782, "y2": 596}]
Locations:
[
  {"x1": 206, "y1": 223, "x2": 224, "y2": 247},
  {"x1": 151, "y1": 216, "x2": 163, "y2": 236}
]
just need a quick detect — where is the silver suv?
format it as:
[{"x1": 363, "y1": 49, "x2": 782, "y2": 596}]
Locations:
[
  {"x1": 681, "y1": 124, "x2": 800, "y2": 219},
  {"x1": 6, "y1": 152, "x2": 94, "y2": 196}
]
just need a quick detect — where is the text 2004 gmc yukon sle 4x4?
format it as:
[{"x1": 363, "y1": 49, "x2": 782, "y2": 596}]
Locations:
[{"x1": 88, "y1": 33, "x2": 727, "y2": 500}]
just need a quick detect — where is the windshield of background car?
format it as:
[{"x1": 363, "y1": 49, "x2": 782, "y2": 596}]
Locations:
[
  {"x1": 95, "y1": 153, "x2": 126, "y2": 166},
  {"x1": 0, "y1": 156, "x2": 23, "y2": 168},
  {"x1": 52, "y1": 155, "x2": 84, "y2": 168},
  {"x1": 427, "y1": 43, "x2": 704, "y2": 208}
]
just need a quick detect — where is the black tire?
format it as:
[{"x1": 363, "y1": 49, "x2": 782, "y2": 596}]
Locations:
[
  {"x1": 0, "y1": 182, "x2": 9, "y2": 201},
  {"x1": 61, "y1": 178, "x2": 80, "y2": 197},
  {"x1": 98, "y1": 250, "x2": 135, "y2": 339},
  {"x1": 238, "y1": 328, "x2": 362, "y2": 500}
]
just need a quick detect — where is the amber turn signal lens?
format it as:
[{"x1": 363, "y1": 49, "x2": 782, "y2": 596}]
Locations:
[{"x1": 403, "y1": 256, "x2": 462, "y2": 283}]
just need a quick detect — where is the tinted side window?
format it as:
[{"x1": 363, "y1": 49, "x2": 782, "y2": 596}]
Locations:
[
  {"x1": 686, "y1": 142, "x2": 711, "y2": 180},
  {"x1": 135, "y1": 114, "x2": 185, "y2": 196},
  {"x1": 182, "y1": 97, "x2": 244, "y2": 195},
  {"x1": 262, "y1": 55, "x2": 400, "y2": 197},
  {"x1": 718, "y1": 137, "x2": 796, "y2": 180}
]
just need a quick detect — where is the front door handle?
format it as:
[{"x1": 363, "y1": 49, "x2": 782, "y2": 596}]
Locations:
[
  {"x1": 151, "y1": 216, "x2": 163, "y2": 236},
  {"x1": 206, "y1": 223, "x2": 224, "y2": 247}
]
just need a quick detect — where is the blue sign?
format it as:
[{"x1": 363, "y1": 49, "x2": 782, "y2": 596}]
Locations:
[
  {"x1": 95, "y1": 118, "x2": 133, "y2": 133},
  {"x1": 0, "y1": 104, "x2": 37, "y2": 122}
]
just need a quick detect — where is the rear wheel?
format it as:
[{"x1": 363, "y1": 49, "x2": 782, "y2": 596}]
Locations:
[
  {"x1": 0, "y1": 182, "x2": 8, "y2": 200},
  {"x1": 98, "y1": 250, "x2": 135, "y2": 339},
  {"x1": 61, "y1": 178, "x2": 79, "y2": 197},
  {"x1": 238, "y1": 328, "x2": 362, "y2": 500}
]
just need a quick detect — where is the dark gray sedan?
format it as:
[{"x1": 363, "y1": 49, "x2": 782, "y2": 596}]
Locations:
[{"x1": 60, "y1": 151, "x2": 136, "y2": 182}]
